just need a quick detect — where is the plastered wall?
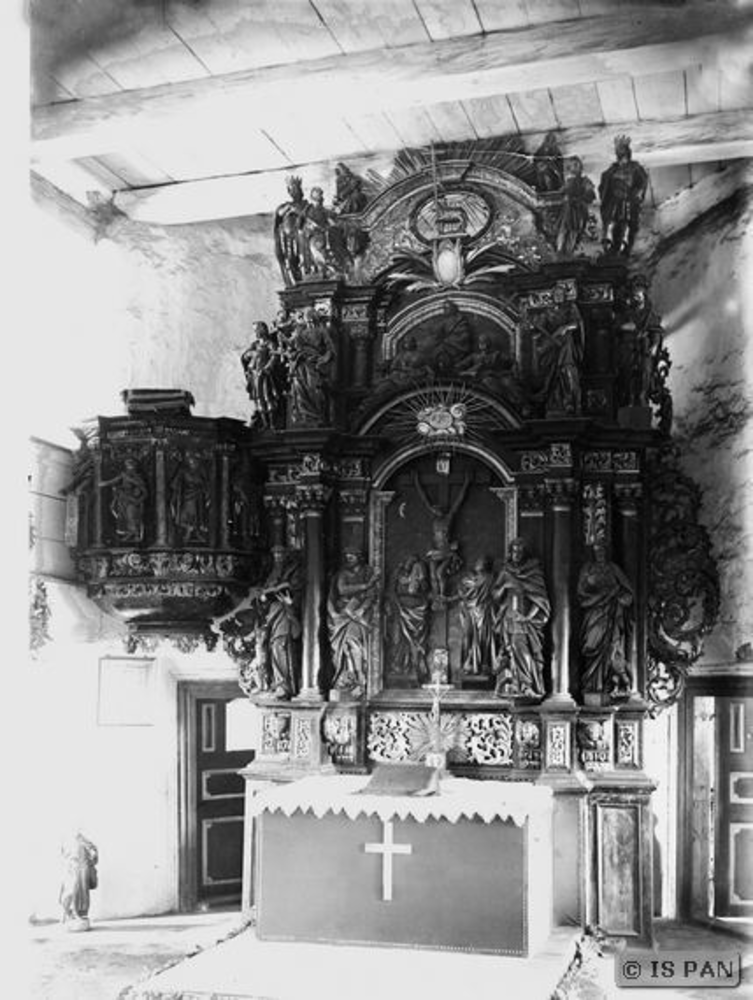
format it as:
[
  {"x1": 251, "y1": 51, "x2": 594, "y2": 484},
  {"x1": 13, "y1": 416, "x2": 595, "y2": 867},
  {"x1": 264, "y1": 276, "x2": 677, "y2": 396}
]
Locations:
[{"x1": 651, "y1": 184, "x2": 753, "y2": 663}]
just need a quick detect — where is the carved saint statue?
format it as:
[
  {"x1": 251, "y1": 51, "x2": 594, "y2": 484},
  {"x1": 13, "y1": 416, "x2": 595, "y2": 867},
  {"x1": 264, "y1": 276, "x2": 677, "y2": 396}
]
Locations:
[
  {"x1": 535, "y1": 291, "x2": 585, "y2": 415},
  {"x1": 577, "y1": 543, "x2": 634, "y2": 697},
  {"x1": 300, "y1": 186, "x2": 336, "y2": 279},
  {"x1": 431, "y1": 300, "x2": 473, "y2": 374},
  {"x1": 59, "y1": 831, "x2": 98, "y2": 929},
  {"x1": 533, "y1": 132, "x2": 564, "y2": 192},
  {"x1": 333, "y1": 162, "x2": 368, "y2": 215},
  {"x1": 598, "y1": 135, "x2": 648, "y2": 257},
  {"x1": 376, "y1": 335, "x2": 430, "y2": 396},
  {"x1": 169, "y1": 454, "x2": 210, "y2": 543},
  {"x1": 556, "y1": 156, "x2": 596, "y2": 256},
  {"x1": 328, "y1": 548, "x2": 380, "y2": 698},
  {"x1": 386, "y1": 553, "x2": 430, "y2": 680},
  {"x1": 620, "y1": 275, "x2": 672, "y2": 432},
  {"x1": 248, "y1": 546, "x2": 304, "y2": 700},
  {"x1": 274, "y1": 175, "x2": 309, "y2": 285},
  {"x1": 286, "y1": 307, "x2": 336, "y2": 427},
  {"x1": 412, "y1": 471, "x2": 470, "y2": 603},
  {"x1": 99, "y1": 457, "x2": 148, "y2": 543},
  {"x1": 458, "y1": 555, "x2": 497, "y2": 675},
  {"x1": 493, "y1": 538, "x2": 551, "y2": 697},
  {"x1": 241, "y1": 321, "x2": 287, "y2": 429}
]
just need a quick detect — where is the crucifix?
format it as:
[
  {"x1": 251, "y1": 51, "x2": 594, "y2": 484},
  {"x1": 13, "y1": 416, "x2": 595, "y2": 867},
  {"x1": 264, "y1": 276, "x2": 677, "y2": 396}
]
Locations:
[{"x1": 364, "y1": 819, "x2": 413, "y2": 902}]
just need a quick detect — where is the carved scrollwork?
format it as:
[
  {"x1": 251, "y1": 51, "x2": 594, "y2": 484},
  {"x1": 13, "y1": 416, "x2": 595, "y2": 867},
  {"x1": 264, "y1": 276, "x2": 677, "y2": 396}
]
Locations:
[
  {"x1": 367, "y1": 711, "x2": 420, "y2": 762},
  {"x1": 646, "y1": 448, "x2": 720, "y2": 713},
  {"x1": 460, "y1": 713, "x2": 513, "y2": 765}
]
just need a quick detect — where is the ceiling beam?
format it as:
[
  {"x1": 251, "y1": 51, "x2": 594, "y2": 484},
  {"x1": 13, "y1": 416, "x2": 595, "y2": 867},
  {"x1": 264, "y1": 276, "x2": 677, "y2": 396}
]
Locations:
[
  {"x1": 112, "y1": 110, "x2": 753, "y2": 225},
  {"x1": 32, "y1": 6, "x2": 753, "y2": 162}
]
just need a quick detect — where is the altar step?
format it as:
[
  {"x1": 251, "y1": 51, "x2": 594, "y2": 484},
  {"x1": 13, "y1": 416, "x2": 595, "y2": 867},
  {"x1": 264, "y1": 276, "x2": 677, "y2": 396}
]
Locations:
[{"x1": 121, "y1": 925, "x2": 582, "y2": 1000}]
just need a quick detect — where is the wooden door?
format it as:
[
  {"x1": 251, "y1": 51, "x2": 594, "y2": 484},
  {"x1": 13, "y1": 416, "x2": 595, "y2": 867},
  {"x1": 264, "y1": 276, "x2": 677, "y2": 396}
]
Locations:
[
  {"x1": 179, "y1": 682, "x2": 254, "y2": 911},
  {"x1": 715, "y1": 696, "x2": 753, "y2": 916}
]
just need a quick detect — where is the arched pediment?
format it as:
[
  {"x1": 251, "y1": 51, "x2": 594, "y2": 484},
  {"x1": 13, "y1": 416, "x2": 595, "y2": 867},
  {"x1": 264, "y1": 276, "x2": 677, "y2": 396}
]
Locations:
[{"x1": 383, "y1": 290, "x2": 519, "y2": 361}]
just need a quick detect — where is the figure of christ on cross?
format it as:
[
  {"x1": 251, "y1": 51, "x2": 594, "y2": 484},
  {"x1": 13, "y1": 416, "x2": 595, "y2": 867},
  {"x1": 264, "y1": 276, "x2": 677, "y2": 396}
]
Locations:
[
  {"x1": 412, "y1": 470, "x2": 471, "y2": 604},
  {"x1": 364, "y1": 820, "x2": 413, "y2": 902}
]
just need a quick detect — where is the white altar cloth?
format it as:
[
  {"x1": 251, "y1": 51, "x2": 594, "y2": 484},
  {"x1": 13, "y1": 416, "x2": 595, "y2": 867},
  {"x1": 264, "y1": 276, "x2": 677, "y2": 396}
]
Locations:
[{"x1": 249, "y1": 772, "x2": 553, "y2": 825}]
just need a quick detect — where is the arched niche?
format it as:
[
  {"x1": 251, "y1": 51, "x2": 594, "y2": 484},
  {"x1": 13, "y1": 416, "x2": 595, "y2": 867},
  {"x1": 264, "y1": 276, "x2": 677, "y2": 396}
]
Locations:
[{"x1": 367, "y1": 441, "x2": 517, "y2": 696}]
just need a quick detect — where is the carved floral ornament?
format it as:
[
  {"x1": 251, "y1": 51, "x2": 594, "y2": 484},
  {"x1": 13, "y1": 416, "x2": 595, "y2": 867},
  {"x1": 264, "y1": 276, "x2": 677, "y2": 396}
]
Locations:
[{"x1": 645, "y1": 447, "x2": 720, "y2": 713}]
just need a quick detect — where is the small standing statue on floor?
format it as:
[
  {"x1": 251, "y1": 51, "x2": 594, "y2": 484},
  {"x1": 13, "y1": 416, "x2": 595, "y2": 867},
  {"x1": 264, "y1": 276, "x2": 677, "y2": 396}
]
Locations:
[
  {"x1": 98, "y1": 457, "x2": 148, "y2": 543},
  {"x1": 59, "y1": 830, "x2": 99, "y2": 931},
  {"x1": 599, "y1": 135, "x2": 648, "y2": 257},
  {"x1": 577, "y1": 543, "x2": 634, "y2": 699},
  {"x1": 457, "y1": 555, "x2": 497, "y2": 675},
  {"x1": 493, "y1": 538, "x2": 551, "y2": 698},
  {"x1": 328, "y1": 548, "x2": 381, "y2": 699},
  {"x1": 412, "y1": 471, "x2": 470, "y2": 605}
]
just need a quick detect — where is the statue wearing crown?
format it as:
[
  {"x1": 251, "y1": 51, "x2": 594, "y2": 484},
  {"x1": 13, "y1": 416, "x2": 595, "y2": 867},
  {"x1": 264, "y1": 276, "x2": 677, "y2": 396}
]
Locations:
[{"x1": 598, "y1": 135, "x2": 649, "y2": 257}]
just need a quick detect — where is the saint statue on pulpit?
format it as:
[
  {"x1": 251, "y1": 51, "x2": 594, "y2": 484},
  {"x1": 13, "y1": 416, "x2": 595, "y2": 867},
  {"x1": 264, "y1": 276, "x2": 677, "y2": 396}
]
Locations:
[
  {"x1": 328, "y1": 549, "x2": 381, "y2": 698},
  {"x1": 98, "y1": 457, "x2": 148, "y2": 543},
  {"x1": 169, "y1": 454, "x2": 210, "y2": 543},
  {"x1": 493, "y1": 538, "x2": 551, "y2": 697}
]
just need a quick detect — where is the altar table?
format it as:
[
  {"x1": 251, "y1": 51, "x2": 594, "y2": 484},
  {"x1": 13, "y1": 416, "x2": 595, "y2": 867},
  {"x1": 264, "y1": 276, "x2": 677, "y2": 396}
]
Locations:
[{"x1": 251, "y1": 774, "x2": 552, "y2": 956}]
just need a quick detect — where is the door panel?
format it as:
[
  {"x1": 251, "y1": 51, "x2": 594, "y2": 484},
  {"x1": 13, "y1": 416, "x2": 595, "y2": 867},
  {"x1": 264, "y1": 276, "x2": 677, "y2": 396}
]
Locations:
[
  {"x1": 196, "y1": 697, "x2": 254, "y2": 905},
  {"x1": 715, "y1": 696, "x2": 753, "y2": 916}
]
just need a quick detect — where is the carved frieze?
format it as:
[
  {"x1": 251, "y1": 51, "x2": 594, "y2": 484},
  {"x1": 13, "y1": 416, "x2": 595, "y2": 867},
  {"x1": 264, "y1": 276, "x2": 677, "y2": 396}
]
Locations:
[
  {"x1": 521, "y1": 450, "x2": 549, "y2": 473},
  {"x1": 367, "y1": 712, "x2": 419, "y2": 763},
  {"x1": 460, "y1": 713, "x2": 513, "y2": 766}
]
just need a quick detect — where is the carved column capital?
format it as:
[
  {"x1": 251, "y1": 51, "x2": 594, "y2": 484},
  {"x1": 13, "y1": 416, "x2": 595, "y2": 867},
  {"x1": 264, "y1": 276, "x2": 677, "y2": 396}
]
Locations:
[
  {"x1": 546, "y1": 477, "x2": 577, "y2": 509},
  {"x1": 614, "y1": 481, "x2": 643, "y2": 514},
  {"x1": 296, "y1": 483, "x2": 332, "y2": 516},
  {"x1": 519, "y1": 484, "x2": 547, "y2": 515},
  {"x1": 338, "y1": 489, "x2": 369, "y2": 516}
]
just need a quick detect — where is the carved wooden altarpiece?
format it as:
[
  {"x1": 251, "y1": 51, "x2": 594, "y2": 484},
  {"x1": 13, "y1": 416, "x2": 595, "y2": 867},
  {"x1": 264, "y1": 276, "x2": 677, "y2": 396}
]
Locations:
[{"x1": 68, "y1": 138, "x2": 719, "y2": 943}]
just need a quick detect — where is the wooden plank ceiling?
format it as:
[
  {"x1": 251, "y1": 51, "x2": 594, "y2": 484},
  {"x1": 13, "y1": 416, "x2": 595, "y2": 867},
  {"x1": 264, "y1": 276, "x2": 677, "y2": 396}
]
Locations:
[{"x1": 30, "y1": 0, "x2": 753, "y2": 224}]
